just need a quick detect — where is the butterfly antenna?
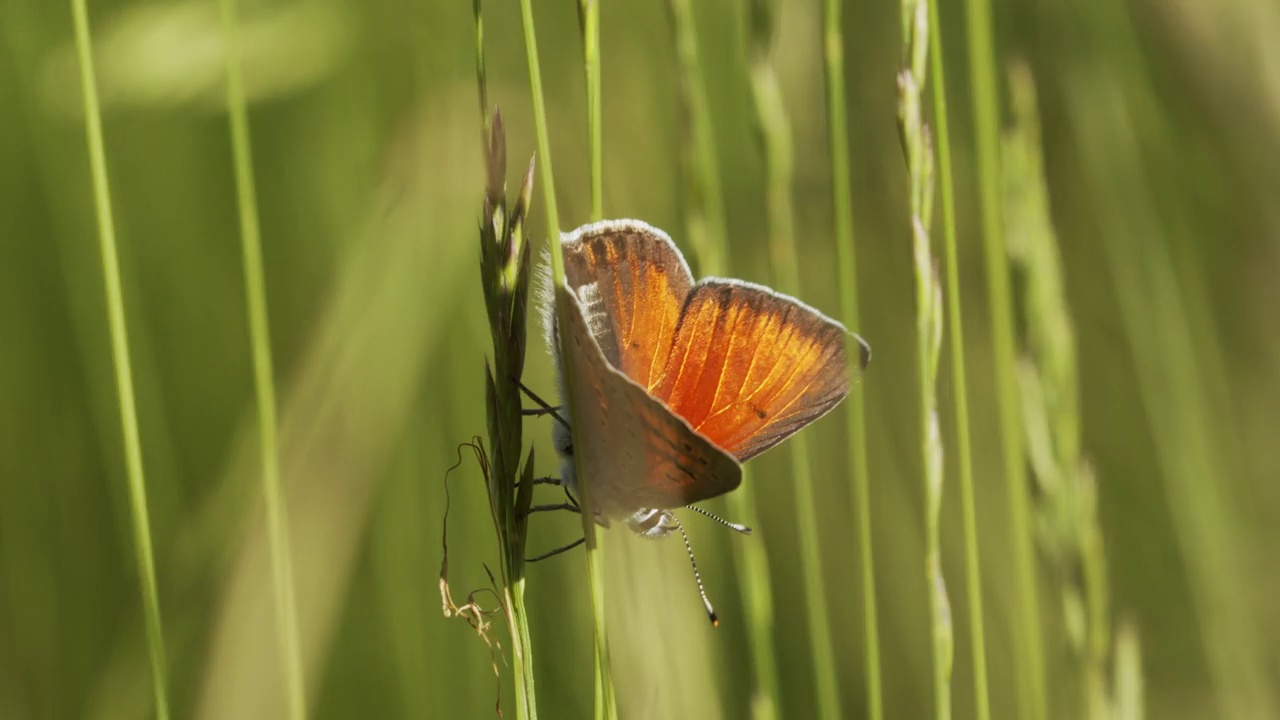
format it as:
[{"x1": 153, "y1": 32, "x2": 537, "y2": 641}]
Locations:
[
  {"x1": 517, "y1": 380, "x2": 571, "y2": 430},
  {"x1": 672, "y1": 516, "x2": 719, "y2": 627},
  {"x1": 686, "y1": 505, "x2": 753, "y2": 535}
]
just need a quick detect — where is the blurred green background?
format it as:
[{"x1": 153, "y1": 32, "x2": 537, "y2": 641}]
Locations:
[{"x1": 2, "y1": 0, "x2": 1279, "y2": 718}]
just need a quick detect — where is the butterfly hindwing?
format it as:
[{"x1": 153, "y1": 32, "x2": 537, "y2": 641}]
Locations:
[
  {"x1": 554, "y1": 284, "x2": 742, "y2": 515},
  {"x1": 650, "y1": 280, "x2": 865, "y2": 462}
]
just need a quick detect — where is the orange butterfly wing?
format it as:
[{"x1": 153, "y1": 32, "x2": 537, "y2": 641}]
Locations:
[
  {"x1": 553, "y1": 283, "x2": 741, "y2": 515},
  {"x1": 561, "y1": 221, "x2": 693, "y2": 390},
  {"x1": 650, "y1": 281, "x2": 867, "y2": 461}
]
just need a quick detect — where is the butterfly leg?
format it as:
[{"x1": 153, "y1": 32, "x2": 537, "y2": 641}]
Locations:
[
  {"x1": 525, "y1": 537, "x2": 585, "y2": 563},
  {"x1": 515, "y1": 476, "x2": 562, "y2": 489},
  {"x1": 520, "y1": 502, "x2": 581, "y2": 518},
  {"x1": 562, "y1": 487, "x2": 580, "y2": 510},
  {"x1": 517, "y1": 381, "x2": 571, "y2": 429}
]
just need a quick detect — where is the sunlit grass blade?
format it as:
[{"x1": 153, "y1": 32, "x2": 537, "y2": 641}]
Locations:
[
  {"x1": 897, "y1": 0, "x2": 952, "y2": 717},
  {"x1": 578, "y1": 0, "x2": 602, "y2": 220},
  {"x1": 743, "y1": 1, "x2": 840, "y2": 717},
  {"x1": 820, "y1": 0, "x2": 882, "y2": 717},
  {"x1": 962, "y1": 0, "x2": 1047, "y2": 716},
  {"x1": 665, "y1": 0, "x2": 728, "y2": 277},
  {"x1": 68, "y1": 2, "x2": 171, "y2": 718},
  {"x1": 924, "y1": 0, "x2": 991, "y2": 717},
  {"x1": 517, "y1": 1, "x2": 615, "y2": 717},
  {"x1": 665, "y1": 0, "x2": 779, "y2": 716},
  {"x1": 219, "y1": 1, "x2": 307, "y2": 717}
]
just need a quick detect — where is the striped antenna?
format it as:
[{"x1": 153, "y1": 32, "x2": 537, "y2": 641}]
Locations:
[
  {"x1": 686, "y1": 505, "x2": 753, "y2": 535},
  {"x1": 671, "y1": 516, "x2": 719, "y2": 627}
]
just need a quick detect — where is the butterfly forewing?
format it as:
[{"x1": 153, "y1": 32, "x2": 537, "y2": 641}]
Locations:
[
  {"x1": 650, "y1": 281, "x2": 864, "y2": 462},
  {"x1": 554, "y1": 284, "x2": 742, "y2": 516},
  {"x1": 562, "y1": 222, "x2": 694, "y2": 389}
]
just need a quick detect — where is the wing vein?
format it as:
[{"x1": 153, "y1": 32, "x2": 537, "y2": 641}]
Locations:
[
  {"x1": 626, "y1": 256, "x2": 640, "y2": 352},
  {"x1": 707, "y1": 300, "x2": 744, "y2": 418}
]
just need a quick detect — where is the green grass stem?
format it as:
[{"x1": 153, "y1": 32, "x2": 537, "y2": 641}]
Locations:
[
  {"x1": 579, "y1": 0, "x2": 602, "y2": 220},
  {"x1": 820, "y1": 0, "x2": 883, "y2": 717},
  {"x1": 665, "y1": 1, "x2": 779, "y2": 716},
  {"x1": 744, "y1": 2, "x2": 840, "y2": 717},
  {"x1": 667, "y1": 0, "x2": 728, "y2": 278},
  {"x1": 962, "y1": 0, "x2": 1047, "y2": 716},
  {"x1": 898, "y1": 0, "x2": 953, "y2": 716},
  {"x1": 924, "y1": 1, "x2": 991, "y2": 718},
  {"x1": 220, "y1": 2, "x2": 308, "y2": 718},
  {"x1": 517, "y1": 2, "x2": 615, "y2": 717},
  {"x1": 69, "y1": 3, "x2": 171, "y2": 718}
]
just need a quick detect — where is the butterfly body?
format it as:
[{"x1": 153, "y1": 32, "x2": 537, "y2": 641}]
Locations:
[{"x1": 541, "y1": 220, "x2": 869, "y2": 534}]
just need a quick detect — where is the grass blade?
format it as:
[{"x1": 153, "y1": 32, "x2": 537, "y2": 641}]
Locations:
[
  {"x1": 579, "y1": 0, "x2": 602, "y2": 220},
  {"x1": 820, "y1": 0, "x2": 883, "y2": 717},
  {"x1": 68, "y1": 2, "x2": 171, "y2": 717},
  {"x1": 961, "y1": 0, "x2": 1047, "y2": 715},
  {"x1": 666, "y1": 0, "x2": 728, "y2": 278},
  {"x1": 897, "y1": 0, "x2": 953, "y2": 716},
  {"x1": 665, "y1": 0, "x2": 779, "y2": 716},
  {"x1": 517, "y1": 1, "x2": 615, "y2": 717},
  {"x1": 219, "y1": 2, "x2": 308, "y2": 717},
  {"x1": 744, "y1": 1, "x2": 840, "y2": 717},
  {"x1": 924, "y1": 1, "x2": 991, "y2": 718}
]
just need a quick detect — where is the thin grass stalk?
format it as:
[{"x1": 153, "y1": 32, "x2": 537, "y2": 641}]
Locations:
[
  {"x1": 578, "y1": 0, "x2": 602, "y2": 220},
  {"x1": 923, "y1": 1, "x2": 991, "y2": 717},
  {"x1": 897, "y1": 0, "x2": 952, "y2": 717},
  {"x1": 666, "y1": 0, "x2": 728, "y2": 277},
  {"x1": 219, "y1": 2, "x2": 307, "y2": 717},
  {"x1": 517, "y1": 2, "x2": 616, "y2": 717},
  {"x1": 962, "y1": 0, "x2": 1047, "y2": 715},
  {"x1": 820, "y1": 0, "x2": 883, "y2": 717},
  {"x1": 68, "y1": 3, "x2": 171, "y2": 718},
  {"x1": 744, "y1": 2, "x2": 840, "y2": 718},
  {"x1": 665, "y1": 1, "x2": 779, "y2": 716}
]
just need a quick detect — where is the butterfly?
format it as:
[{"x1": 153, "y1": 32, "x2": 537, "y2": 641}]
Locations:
[{"x1": 536, "y1": 220, "x2": 869, "y2": 621}]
